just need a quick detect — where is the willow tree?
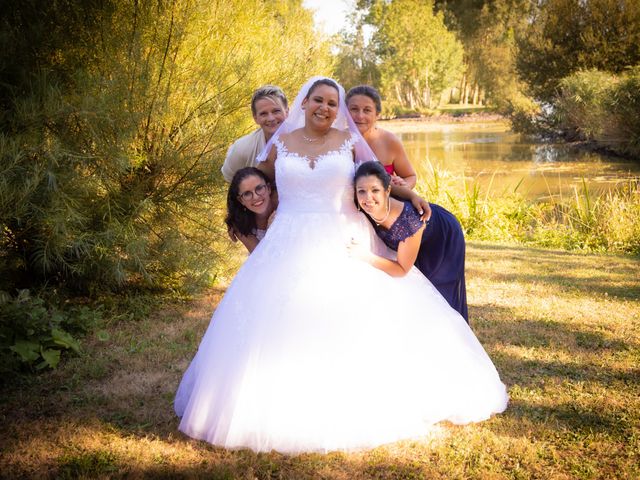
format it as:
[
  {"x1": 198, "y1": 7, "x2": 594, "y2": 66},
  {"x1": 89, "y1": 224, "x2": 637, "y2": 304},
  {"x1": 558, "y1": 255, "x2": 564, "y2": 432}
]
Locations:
[
  {"x1": 0, "y1": 0, "x2": 332, "y2": 293},
  {"x1": 517, "y1": 0, "x2": 640, "y2": 101},
  {"x1": 368, "y1": 0, "x2": 463, "y2": 109}
]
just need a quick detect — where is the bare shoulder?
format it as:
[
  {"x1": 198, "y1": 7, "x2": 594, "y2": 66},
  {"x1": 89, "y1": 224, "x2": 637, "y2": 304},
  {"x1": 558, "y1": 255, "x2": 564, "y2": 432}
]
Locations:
[
  {"x1": 379, "y1": 128, "x2": 403, "y2": 147},
  {"x1": 330, "y1": 128, "x2": 351, "y2": 142}
]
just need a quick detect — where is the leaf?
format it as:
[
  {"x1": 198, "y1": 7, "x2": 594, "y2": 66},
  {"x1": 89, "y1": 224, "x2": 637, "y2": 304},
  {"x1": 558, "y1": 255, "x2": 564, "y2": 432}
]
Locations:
[
  {"x1": 10, "y1": 340, "x2": 40, "y2": 362},
  {"x1": 51, "y1": 328, "x2": 81, "y2": 353},
  {"x1": 40, "y1": 349, "x2": 61, "y2": 369},
  {"x1": 96, "y1": 330, "x2": 110, "y2": 342}
]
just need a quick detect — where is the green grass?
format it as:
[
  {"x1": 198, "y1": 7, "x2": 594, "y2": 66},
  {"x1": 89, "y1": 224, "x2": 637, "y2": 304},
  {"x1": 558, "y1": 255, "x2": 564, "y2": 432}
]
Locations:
[{"x1": 1, "y1": 243, "x2": 638, "y2": 479}]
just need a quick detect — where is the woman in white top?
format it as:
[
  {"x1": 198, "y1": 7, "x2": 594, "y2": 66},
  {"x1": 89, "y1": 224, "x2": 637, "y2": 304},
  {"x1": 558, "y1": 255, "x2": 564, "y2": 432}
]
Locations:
[{"x1": 221, "y1": 86, "x2": 289, "y2": 182}]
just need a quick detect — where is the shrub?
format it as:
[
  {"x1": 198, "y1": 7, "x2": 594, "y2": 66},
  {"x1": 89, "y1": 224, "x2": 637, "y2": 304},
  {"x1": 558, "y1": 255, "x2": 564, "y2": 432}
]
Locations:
[
  {"x1": 607, "y1": 67, "x2": 640, "y2": 157},
  {"x1": 506, "y1": 93, "x2": 542, "y2": 134},
  {"x1": 556, "y1": 69, "x2": 616, "y2": 141},
  {"x1": 0, "y1": 290, "x2": 100, "y2": 374},
  {"x1": 554, "y1": 67, "x2": 640, "y2": 158}
]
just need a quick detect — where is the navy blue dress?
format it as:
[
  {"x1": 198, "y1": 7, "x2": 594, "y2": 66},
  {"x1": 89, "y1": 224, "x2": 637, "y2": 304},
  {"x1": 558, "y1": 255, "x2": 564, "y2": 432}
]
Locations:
[{"x1": 374, "y1": 201, "x2": 468, "y2": 323}]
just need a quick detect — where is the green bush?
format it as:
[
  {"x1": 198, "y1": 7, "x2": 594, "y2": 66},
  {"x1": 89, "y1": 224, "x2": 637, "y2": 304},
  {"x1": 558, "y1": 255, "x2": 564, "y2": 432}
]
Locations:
[
  {"x1": 505, "y1": 93, "x2": 542, "y2": 134},
  {"x1": 556, "y1": 69, "x2": 616, "y2": 140},
  {"x1": 554, "y1": 67, "x2": 640, "y2": 157},
  {"x1": 608, "y1": 67, "x2": 640, "y2": 157},
  {"x1": 0, "y1": 290, "x2": 100, "y2": 374},
  {"x1": 0, "y1": 1, "x2": 332, "y2": 295}
]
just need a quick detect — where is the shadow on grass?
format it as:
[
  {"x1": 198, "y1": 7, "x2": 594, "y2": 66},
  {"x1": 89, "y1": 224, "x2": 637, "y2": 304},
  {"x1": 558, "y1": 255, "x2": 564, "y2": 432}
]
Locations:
[
  {"x1": 472, "y1": 303, "x2": 639, "y2": 385},
  {"x1": 504, "y1": 397, "x2": 632, "y2": 439},
  {"x1": 468, "y1": 243, "x2": 640, "y2": 301}
]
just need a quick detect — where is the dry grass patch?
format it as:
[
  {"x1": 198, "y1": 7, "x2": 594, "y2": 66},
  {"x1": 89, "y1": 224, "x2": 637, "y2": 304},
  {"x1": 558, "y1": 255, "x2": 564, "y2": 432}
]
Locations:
[{"x1": 1, "y1": 244, "x2": 639, "y2": 479}]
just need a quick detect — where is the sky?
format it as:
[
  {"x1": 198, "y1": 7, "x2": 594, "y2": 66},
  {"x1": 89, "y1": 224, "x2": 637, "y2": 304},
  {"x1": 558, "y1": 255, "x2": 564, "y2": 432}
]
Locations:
[{"x1": 302, "y1": 0, "x2": 353, "y2": 36}]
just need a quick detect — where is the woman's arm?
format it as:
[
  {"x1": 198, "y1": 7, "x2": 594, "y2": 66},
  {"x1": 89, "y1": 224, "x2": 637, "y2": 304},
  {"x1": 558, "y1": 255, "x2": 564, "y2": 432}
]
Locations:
[
  {"x1": 390, "y1": 185, "x2": 431, "y2": 221},
  {"x1": 349, "y1": 224, "x2": 425, "y2": 277},
  {"x1": 257, "y1": 145, "x2": 277, "y2": 181},
  {"x1": 236, "y1": 232, "x2": 260, "y2": 254}
]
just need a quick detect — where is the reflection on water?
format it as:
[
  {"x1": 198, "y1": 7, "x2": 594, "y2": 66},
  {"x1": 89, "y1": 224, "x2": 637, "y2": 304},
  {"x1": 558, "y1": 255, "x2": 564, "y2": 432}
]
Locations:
[{"x1": 388, "y1": 121, "x2": 640, "y2": 200}]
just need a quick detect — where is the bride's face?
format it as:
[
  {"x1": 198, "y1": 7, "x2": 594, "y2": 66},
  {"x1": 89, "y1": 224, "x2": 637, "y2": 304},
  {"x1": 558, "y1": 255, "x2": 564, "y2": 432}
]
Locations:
[{"x1": 302, "y1": 85, "x2": 339, "y2": 130}]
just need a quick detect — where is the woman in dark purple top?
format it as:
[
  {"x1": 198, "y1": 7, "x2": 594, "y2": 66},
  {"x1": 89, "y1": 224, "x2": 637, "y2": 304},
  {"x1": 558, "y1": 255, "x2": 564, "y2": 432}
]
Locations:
[{"x1": 349, "y1": 161, "x2": 468, "y2": 322}]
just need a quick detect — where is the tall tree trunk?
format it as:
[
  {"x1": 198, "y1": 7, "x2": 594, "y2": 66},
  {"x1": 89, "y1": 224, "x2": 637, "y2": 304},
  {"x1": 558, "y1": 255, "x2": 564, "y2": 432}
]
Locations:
[
  {"x1": 395, "y1": 83, "x2": 403, "y2": 105},
  {"x1": 459, "y1": 74, "x2": 467, "y2": 105},
  {"x1": 472, "y1": 82, "x2": 479, "y2": 105}
]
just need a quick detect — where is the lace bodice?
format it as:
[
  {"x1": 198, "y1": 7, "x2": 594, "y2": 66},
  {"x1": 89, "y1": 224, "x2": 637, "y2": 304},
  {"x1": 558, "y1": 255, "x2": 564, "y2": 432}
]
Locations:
[
  {"x1": 375, "y1": 201, "x2": 425, "y2": 250},
  {"x1": 274, "y1": 136, "x2": 358, "y2": 215}
]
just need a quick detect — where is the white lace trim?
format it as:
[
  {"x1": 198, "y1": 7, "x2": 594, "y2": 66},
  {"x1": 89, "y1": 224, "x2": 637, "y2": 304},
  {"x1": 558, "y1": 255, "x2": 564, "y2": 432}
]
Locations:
[{"x1": 274, "y1": 134, "x2": 355, "y2": 169}]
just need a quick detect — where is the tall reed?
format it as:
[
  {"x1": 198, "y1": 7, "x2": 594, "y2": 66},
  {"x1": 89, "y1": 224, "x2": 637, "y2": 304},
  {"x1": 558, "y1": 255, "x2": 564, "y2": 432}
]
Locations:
[{"x1": 417, "y1": 164, "x2": 640, "y2": 255}]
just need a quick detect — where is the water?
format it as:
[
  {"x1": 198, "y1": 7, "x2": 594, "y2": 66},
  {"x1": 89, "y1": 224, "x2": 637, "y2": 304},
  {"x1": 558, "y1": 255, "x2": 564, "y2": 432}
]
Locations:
[{"x1": 386, "y1": 120, "x2": 640, "y2": 200}]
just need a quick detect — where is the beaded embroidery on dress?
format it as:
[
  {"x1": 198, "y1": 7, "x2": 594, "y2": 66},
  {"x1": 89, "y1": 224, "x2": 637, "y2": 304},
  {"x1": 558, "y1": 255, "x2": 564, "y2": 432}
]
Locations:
[{"x1": 174, "y1": 138, "x2": 508, "y2": 454}]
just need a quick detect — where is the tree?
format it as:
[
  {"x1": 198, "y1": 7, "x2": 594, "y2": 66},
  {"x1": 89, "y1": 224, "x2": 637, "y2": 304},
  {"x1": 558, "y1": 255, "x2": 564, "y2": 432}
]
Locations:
[
  {"x1": 368, "y1": 0, "x2": 464, "y2": 109},
  {"x1": 0, "y1": 0, "x2": 332, "y2": 293},
  {"x1": 334, "y1": 10, "x2": 380, "y2": 90},
  {"x1": 465, "y1": 1, "x2": 532, "y2": 108},
  {"x1": 518, "y1": 0, "x2": 640, "y2": 101},
  {"x1": 434, "y1": 0, "x2": 532, "y2": 108}
]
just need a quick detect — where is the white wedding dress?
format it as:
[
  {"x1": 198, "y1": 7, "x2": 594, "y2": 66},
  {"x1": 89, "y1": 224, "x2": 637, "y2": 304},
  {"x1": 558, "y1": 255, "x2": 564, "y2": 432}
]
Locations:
[{"x1": 174, "y1": 137, "x2": 508, "y2": 454}]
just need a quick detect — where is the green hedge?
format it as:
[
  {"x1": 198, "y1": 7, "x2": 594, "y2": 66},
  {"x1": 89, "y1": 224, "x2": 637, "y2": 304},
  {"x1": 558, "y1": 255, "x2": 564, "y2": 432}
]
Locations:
[{"x1": 556, "y1": 67, "x2": 640, "y2": 158}]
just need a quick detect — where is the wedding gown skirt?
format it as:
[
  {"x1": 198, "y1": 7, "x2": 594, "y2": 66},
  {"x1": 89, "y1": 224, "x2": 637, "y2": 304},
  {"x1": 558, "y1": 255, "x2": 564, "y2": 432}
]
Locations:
[{"x1": 175, "y1": 141, "x2": 508, "y2": 453}]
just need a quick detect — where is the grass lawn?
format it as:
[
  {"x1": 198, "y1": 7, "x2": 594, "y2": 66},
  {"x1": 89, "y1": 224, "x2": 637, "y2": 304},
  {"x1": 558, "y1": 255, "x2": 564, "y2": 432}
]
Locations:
[{"x1": 1, "y1": 242, "x2": 638, "y2": 479}]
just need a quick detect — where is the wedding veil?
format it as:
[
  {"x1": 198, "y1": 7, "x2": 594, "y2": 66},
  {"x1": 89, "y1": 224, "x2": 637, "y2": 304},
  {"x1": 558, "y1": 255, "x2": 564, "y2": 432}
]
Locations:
[{"x1": 255, "y1": 76, "x2": 378, "y2": 165}]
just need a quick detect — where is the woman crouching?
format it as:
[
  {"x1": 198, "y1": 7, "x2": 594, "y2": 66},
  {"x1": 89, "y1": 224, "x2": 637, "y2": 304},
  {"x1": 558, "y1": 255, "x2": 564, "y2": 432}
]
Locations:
[{"x1": 350, "y1": 161, "x2": 469, "y2": 322}]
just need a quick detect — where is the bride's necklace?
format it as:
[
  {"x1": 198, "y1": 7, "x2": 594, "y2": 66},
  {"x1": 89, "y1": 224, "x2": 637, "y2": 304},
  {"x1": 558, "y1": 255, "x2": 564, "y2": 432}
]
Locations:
[
  {"x1": 371, "y1": 198, "x2": 391, "y2": 225},
  {"x1": 302, "y1": 131, "x2": 327, "y2": 144}
]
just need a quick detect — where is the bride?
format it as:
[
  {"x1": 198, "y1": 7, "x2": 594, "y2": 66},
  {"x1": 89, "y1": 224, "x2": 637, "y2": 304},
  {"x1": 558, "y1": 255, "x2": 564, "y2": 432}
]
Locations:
[{"x1": 174, "y1": 76, "x2": 508, "y2": 454}]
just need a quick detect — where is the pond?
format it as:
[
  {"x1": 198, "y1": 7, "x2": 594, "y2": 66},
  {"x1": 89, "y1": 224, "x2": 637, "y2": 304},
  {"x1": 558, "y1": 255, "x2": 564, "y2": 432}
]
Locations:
[{"x1": 386, "y1": 120, "x2": 640, "y2": 200}]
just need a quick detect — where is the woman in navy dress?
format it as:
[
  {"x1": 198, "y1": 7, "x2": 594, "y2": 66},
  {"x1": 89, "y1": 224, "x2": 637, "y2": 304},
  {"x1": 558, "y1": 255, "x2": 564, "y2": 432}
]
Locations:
[{"x1": 350, "y1": 161, "x2": 469, "y2": 322}]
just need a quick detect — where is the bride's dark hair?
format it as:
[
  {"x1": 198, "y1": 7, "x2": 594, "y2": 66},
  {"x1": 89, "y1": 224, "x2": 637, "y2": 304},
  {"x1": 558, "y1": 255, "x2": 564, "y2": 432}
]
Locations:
[
  {"x1": 304, "y1": 78, "x2": 339, "y2": 99},
  {"x1": 225, "y1": 167, "x2": 272, "y2": 236}
]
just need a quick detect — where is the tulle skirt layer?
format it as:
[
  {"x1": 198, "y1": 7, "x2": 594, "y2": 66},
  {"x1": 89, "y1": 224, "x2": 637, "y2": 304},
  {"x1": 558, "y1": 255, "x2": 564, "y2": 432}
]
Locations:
[{"x1": 174, "y1": 209, "x2": 508, "y2": 454}]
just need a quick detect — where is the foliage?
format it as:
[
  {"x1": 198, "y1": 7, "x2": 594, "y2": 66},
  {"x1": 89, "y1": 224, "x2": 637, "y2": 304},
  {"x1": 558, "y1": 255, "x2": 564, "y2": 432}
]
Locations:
[
  {"x1": 367, "y1": 0, "x2": 464, "y2": 109},
  {"x1": 434, "y1": 0, "x2": 533, "y2": 110},
  {"x1": 463, "y1": 1, "x2": 531, "y2": 110},
  {"x1": 608, "y1": 66, "x2": 640, "y2": 157},
  {"x1": 334, "y1": 9, "x2": 380, "y2": 90},
  {"x1": 0, "y1": 0, "x2": 332, "y2": 294},
  {"x1": 554, "y1": 67, "x2": 640, "y2": 157},
  {"x1": 517, "y1": 0, "x2": 640, "y2": 101},
  {"x1": 0, "y1": 290, "x2": 100, "y2": 374},
  {"x1": 555, "y1": 69, "x2": 617, "y2": 140},
  {"x1": 505, "y1": 92, "x2": 543, "y2": 134},
  {"x1": 418, "y1": 163, "x2": 640, "y2": 255}
]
